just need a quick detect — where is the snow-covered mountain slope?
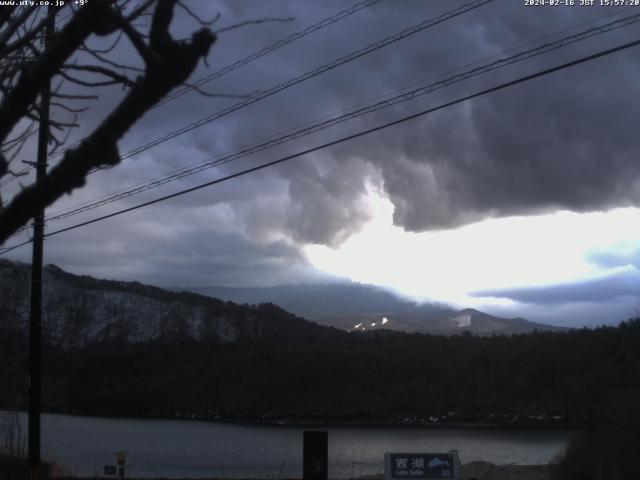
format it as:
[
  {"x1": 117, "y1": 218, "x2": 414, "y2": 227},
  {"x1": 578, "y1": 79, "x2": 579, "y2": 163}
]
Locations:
[{"x1": 0, "y1": 260, "x2": 342, "y2": 349}]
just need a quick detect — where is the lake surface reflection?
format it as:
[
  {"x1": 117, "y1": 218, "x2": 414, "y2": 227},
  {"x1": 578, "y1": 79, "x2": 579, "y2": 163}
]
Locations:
[{"x1": 7, "y1": 412, "x2": 570, "y2": 478}]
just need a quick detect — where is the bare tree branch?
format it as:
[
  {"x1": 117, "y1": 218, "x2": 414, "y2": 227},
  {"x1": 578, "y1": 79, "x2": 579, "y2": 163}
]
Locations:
[
  {"x1": 0, "y1": 0, "x2": 216, "y2": 243},
  {"x1": 118, "y1": 15, "x2": 157, "y2": 65},
  {"x1": 0, "y1": 7, "x2": 37, "y2": 54},
  {"x1": 0, "y1": 1, "x2": 121, "y2": 143},
  {"x1": 80, "y1": 41, "x2": 145, "y2": 73},
  {"x1": 81, "y1": 29, "x2": 124, "y2": 55},
  {"x1": 61, "y1": 64, "x2": 136, "y2": 87},
  {"x1": 48, "y1": 114, "x2": 76, "y2": 154},
  {"x1": 2, "y1": 7, "x2": 58, "y2": 56},
  {"x1": 215, "y1": 17, "x2": 294, "y2": 35},
  {"x1": 50, "y1": 102, "x2": 88, "y2": 114},
  {"x1": 52, "y1": 92, "x2": 99, "y2": 100},
  {"x1": 125, "y1": 0, "x2": 157, "y2": 22},
  {"x1": 177, "y1": 1, "x2": 220, "y2": 27}
]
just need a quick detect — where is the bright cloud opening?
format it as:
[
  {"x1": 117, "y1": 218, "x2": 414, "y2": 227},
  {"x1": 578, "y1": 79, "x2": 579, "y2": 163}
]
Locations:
[{"x1": 303, "y1": 193, "x2": 640, "y2": 307}]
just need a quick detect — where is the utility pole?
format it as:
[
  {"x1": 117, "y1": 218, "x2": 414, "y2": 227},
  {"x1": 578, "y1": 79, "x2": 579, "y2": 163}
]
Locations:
[{"x1": 29, "y1": 6, "x2": 55, "y2": 480}]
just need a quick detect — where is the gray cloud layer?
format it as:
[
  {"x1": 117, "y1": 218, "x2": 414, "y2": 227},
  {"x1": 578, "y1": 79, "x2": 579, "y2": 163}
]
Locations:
[
  {"x1": 474, "y1": 269, "x2": 640, "y2": 305},
  {"x1": 93, "y1": 2, "x2": 640, "y2": 237},
  {"x1": 5, "y1": 1, "x2": 640, "y2": 303}
]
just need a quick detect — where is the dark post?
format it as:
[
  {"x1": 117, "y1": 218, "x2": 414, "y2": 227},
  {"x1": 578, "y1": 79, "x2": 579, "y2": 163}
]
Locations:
[
  {"x1": 117, "y1": 451, "x2": 126, "y2": 478},
  {"x1": 29, "y1": 7, "x2": 54, "y2": 480},
  {"x1": 303, "y1": 431, "x2": 328, "y2": 480}
]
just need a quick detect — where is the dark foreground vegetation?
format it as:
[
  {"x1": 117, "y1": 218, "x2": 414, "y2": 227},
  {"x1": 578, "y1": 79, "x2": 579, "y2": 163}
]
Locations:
[
  {"x1": 1, "y1": 319, "x2": 639, "y2": 425},
  {"x1": 2, "y1": 319, "x2": 640, "y2": 479},
  {"x1": 0, "y1": 453, "x2": 52, "y2": 480},
  {"x1": 552, "y1": 425, "x2": 640, "y2": 480}
]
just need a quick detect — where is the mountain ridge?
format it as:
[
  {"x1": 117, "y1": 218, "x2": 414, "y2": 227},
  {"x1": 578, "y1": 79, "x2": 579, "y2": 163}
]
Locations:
[
  {"x1": 186, "y1": 283, "x2": 566, "y2": 335},
  {"x1": 0, "y1": 259, "x2": 343, "y2": 349},
  {"x1": 0, "y1": 260, "x2": 565, "y2": 349}
]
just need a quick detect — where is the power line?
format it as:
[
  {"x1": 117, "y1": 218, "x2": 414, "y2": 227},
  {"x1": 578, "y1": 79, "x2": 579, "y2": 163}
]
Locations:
[
  {"x1": 50, "y1": 0, "x2": 494, "y2": 176},
  {"x1": 115, "y1": 0, "x2": 494, "y2": 160},
  {"x1": 11, "y1": 0, "x2": 489, "y2": 187},
  {"x1": 3, "y1": 0, "x2": 492, "y2": 193},
  {"x1": 3, "y1": 35, "x2": 639, "y2": 255},
  {"x1": 156, "y1": 0, "x2": 386, "y2": 108},
  {"x1": 1, "y1": 6, "x2": 66, "y2": 187},
  {"x1": 43, "y1": 4, "x2": 637, "y2": 220},
  {"x1": 36, "y1": 10, "x2": 640, "y2": 226},
  {"x1": 2, "y1": 0, "x2": 385, "y2": 184},
  {"x1": 0, "y1": 238, "x2": 32, "y2": 256},
  {"x1": 10, "y1": 0, "x2": 495, "y2": 224},
  {"x1": 0, "y1": 169, "x2": 30, "y2": 188}
]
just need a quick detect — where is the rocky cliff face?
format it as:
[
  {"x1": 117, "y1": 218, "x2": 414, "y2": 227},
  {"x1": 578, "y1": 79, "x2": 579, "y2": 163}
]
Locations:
[{"x1": 0, "y1": 260, "x2": 339, "y2": 349}]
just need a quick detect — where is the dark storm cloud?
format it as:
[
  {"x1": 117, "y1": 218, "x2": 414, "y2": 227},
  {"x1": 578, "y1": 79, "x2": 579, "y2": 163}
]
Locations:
[
  {"x1": 484, "y1": 297, "x2": 640, "y2": 328},
  {"x1": 324, "y1": 2, "x2": 640, "y2": 232},
  {"x1": 473, "y1": 269, "x2": 640, "y2": 305},
  {"x1": 160, "y1": 0, "x2": 640, "y2": 238},
  {"x1": 473, "y1": 268, "x2": 640, "y2": 327},
  {"x1": 10, "y1": 203, "x2": 333, "y2": 288},
  {"x1": 8, "y1": 0, "x2": 640, "y2": 290}
]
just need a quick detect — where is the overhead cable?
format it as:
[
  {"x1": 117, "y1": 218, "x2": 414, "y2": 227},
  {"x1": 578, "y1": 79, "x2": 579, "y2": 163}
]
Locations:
[
  {"x1": 40, "y1": 11, "x2": 640, "y2": 225},
  {"x1": 3, "y1": 34, "x2": 639, "y2": 255}
]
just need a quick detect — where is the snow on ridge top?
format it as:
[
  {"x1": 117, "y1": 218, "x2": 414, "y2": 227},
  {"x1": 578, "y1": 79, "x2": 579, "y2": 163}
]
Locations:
[{"x1": 451, "y1": 313, "x2": 472, "y2": 328}]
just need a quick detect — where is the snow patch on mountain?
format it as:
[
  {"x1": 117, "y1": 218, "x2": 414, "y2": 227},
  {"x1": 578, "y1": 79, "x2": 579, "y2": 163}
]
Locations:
[{"x1": 450, "y1": 313, "x2": 472, "y2": 328}]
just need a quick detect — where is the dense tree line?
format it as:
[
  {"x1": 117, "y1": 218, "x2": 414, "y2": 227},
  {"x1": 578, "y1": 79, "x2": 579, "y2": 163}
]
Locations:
[{"x1": 1, "y1": 320, "x2": 639, "y2": 426}]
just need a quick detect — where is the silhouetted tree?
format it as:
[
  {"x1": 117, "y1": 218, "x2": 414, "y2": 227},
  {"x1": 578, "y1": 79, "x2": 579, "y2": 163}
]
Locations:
[{"x1": 0, "y1": 0, "x2": 217, "y2": 244}]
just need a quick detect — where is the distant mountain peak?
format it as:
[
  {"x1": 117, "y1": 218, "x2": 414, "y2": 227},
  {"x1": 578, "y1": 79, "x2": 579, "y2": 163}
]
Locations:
[
  {"x1": 186, "y1": 283, "x2": 565, "y2": 336},
  {"x1": 0, "y1": 260, "x2": 566, "y2": 345},
  {"x1": 0, "y1": 260, "x2": 344, "y2": 349}
]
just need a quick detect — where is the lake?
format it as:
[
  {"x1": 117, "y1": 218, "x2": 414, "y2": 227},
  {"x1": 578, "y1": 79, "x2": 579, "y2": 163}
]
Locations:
[{"x1": 2, "y1": 412, "x2": 570, "y2": 478}]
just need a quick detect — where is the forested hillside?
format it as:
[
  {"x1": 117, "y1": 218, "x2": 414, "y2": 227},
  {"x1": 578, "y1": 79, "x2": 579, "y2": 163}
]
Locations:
[
  {"x1": 1, "y1": 320, "x2": 638, "y2": 426},
  {"x1": 0, "y1": 259, "x2": 344, "y2": 348}
]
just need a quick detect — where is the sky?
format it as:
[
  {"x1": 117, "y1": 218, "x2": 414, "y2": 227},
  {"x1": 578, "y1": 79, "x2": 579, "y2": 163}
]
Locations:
[{"x1": 3, "y1": 0, "x2": 640, "y2": 327}]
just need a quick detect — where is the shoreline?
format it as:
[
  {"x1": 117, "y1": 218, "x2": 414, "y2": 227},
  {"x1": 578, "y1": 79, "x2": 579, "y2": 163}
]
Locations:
[
  {"x1": 1, "y1": 457, "x2": 554, "y2": 480},
  {"x1": 3, "y1": 407, "x2": 577, "y2": 430}
]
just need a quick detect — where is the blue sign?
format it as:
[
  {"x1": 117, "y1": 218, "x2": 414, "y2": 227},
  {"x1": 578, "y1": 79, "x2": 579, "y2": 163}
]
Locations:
[{"x1": 385, "y1": 453, "x2": 458, "y2": 480}]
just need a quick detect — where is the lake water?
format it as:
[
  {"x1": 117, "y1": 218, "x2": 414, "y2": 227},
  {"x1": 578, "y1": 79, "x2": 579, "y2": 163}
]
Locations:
[{"x1": 2, "y1": 412, "x2": 570, "y2": 478}]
